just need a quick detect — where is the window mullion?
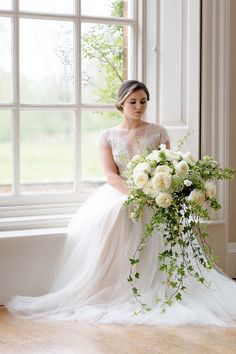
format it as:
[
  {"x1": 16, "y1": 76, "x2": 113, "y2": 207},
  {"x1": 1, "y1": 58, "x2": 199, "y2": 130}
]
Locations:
[
  {"x1": 137, "y1": 0, "x2": 145, "y2": 82},
  {"x1": 74, "y1": 1, "x2": 81, "y2": 194},
  {"x1": 12, "y1": 111, "x2": 20, "y2": 195},
  {"x1": 12, "y1": 3, "x2": 20, "y2": 195}
]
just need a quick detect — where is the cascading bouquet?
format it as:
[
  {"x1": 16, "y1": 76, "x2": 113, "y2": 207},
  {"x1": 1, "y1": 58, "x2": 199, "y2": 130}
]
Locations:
[{"x1": 123, "y1": 141, "x2": 235, "y2": 314}]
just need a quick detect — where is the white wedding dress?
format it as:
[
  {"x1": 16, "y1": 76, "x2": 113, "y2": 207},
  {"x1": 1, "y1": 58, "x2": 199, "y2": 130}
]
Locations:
[{"x1": 5, "y1": 123, "x2": 236, "y2": 327}]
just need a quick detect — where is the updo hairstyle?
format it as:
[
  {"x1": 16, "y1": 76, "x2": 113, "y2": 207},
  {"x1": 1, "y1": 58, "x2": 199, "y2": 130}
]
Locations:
[{"x1": 115, "y1": 80, "x2": 150, "y2": 112}]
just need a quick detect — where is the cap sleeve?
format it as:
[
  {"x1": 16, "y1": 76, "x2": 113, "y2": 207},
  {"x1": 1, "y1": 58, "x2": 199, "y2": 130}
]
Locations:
[
  {"x1": 160, "y1": 126, "x2": 170, "y2": 145},
  {"x1": 97, "y1": 129, "x2": 110, "y2": 147}
]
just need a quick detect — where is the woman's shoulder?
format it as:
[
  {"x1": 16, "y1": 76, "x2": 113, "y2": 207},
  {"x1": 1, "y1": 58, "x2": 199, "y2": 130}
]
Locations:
[
  {"x1": 97, "y1": 127, "x2": 121, "y2": 146},
  {"x1": 97, "y1": 128, "x2": 111, "y2": 147},
  {"x1": 145, "y1": 123, "x2": 169, "y2": 145},
  {"x1": 145, "y1": 122, "x2": 167, "y2": 133}
]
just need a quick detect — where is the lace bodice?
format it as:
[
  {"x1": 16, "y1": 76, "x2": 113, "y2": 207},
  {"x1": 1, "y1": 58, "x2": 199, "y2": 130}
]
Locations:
[{"x1": 99, "y1": 123, "x2": 169, "y2": 175}]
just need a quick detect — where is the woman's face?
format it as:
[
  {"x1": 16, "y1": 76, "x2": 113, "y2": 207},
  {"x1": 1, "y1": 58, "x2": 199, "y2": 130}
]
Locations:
[{"x1": 122, "y1": 89, "x2": 148, "y2": 120}]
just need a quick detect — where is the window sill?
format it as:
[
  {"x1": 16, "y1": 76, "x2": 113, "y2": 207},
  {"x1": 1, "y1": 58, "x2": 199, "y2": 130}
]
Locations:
[
  {"x1": 0, "y1": 213, "x2": 74, "y2": 232},
  {"x1": 0, "y1": 226, "x2": 67, "y2": 241}
]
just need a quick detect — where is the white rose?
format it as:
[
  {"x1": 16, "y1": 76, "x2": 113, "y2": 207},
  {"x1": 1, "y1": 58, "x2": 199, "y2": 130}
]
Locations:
[
  {"x1": 146, "y1": 150, "x2": 161, "y2": 162},
  {"x1": 155, "y1": 165, "x2": 172, "y2": 174},
  {"x1": 152, "y1": 172, "x2": 171, "y2": 192},
  {"x1": 183, "y1": 152, "x2": 197, "y2": 166},
  {"x1": 131, "y1": 154, "x2": 141, "y2": 162},
  {"x1": 165, "y1": 150, "x2": 180, "y2": 162},
  {"x1": 204, "y1": 181, "x2": 217, "y2": 199},
  {"x1": 155, "y1": 192, "x2": 173, "y2": 208},
  {"x1": 134, "y1": 172, "x2": 149, "y2": 189},
  {"x1": 133, "y1": 162, "x2": 151, "y2": 175},
  {"x1": 188, "y1": 189, "x2": 205, "y2": 205},
  {"x1": 142, "y1": 180, "x2": 159, "y2": 198},
  {"x1": 175, "y1": 160, "x2": 189, "y2": 177},
  {"x1": 184, "y1": 179, "x2": 192, "y2": 187}
]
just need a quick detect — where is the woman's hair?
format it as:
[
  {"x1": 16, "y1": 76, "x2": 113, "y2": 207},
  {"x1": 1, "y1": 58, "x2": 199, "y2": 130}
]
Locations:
[{"x1": 115, "y1": 80, "x2": 150, "y2": 112}]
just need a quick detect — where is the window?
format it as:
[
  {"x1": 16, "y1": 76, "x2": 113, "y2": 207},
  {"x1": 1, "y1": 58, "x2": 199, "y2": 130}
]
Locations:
[{"x1": 0, "y1": 0, "x2": 141, "y2": 218}]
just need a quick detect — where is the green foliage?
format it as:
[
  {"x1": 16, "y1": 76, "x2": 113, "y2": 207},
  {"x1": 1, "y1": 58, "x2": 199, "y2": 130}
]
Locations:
[
  {"x1": 82, "y1": 22, "x2": 124, "y2": 103},
  {"x1": 110, "y1": 0, "x2": 125, "y2": 17},
  {"x1": 81, "y1": 0, "x2": 126, "y2": 103}
]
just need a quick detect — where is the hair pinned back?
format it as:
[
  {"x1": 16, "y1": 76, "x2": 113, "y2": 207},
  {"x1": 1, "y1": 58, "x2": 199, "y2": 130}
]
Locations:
[{"x1": 115, "y1": 80, "x2": 150, "y2": 112}]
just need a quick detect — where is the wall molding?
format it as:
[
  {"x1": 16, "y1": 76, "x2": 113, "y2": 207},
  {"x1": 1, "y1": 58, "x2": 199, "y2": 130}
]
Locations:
[
  {"x1": 201, "y1": 0, "x2": 231, "y2": 270},
  {"x1": 228, "y1": 242, "x2": 236, "y2": 278},
  {"x1": 229, "y1": 242, "x2": 236, "y2": 254}
]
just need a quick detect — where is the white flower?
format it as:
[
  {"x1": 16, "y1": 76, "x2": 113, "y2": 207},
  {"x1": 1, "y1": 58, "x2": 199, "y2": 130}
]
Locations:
[
  {"x1": 152, "y1": 172, "x2": 171, "y2": 192},
  {"x1": 143, "y1": 180, "x2": 159, "y2": 198},
  {"x1": 155, "y1": 165, "x2": 172, "y2": 174},
  {"x1": 184, "y1": 179, "x2": 192, "y2": 187},
  {"x1": 204, "y1": 181, "x2": 217, "y2": 199},
  {"x1": 146, "y1": 150, "x2": 161, "y2": 162},
  {"x1": 203, "y1": 155, "x2": 210, "y2": 162},
  {"x1": 155, "y1": 192, "x2": 173, "y2": 208},
  {"x1": 129, "y1": 211, "x2": 136, "y2": 222},
  {"x1": 165, "y1": 150, "x2": 180, "y2": 162},
  {"x1": 177, "y1": 151, "x2": 184, "y2": 158},
  {"x1": 183, "y1": 152, "x2": 197, "y2": 166},
  {"x1": 211, "y1": 160, "x2": 218, "y2": 167},
  {"x1": 159, "y1": 143, "x2": 167, "y2": 150},
  {"x1": 131, "y1": 154, "x2": 141, "y2": 162},
  {"x1": 175, "y1": 160, "x2": 189, "y2": 177},
  {"x1": 188, "y1": 189, "x2": 205, "y2": 205},
  {"x1": 133, "y1": 162, "x2": 151, "y2": 175},
  {"x1": 134, "y1": 172, "x2": 149, "y2": 189}
]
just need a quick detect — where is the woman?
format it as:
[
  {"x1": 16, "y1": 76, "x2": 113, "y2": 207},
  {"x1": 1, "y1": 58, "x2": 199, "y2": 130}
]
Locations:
[{"x1": 6, "y1": 80, "x2": 236, "y2": 326}]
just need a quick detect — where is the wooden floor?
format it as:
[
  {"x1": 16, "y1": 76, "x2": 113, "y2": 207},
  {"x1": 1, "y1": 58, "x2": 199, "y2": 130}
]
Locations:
[{"x1": 0, "y1": 306, "x2": 236, "y2": 354}]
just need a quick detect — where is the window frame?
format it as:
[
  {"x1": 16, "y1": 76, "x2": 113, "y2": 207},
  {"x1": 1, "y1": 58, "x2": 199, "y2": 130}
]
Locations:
[{"x1": 0, "y1": 0, "x2": 144, "y2": 223}]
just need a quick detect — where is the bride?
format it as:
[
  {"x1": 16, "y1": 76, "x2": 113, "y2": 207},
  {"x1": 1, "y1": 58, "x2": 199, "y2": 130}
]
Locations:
[{"x1": 5, "y1": 80, "x2": 236, "y2": 326}]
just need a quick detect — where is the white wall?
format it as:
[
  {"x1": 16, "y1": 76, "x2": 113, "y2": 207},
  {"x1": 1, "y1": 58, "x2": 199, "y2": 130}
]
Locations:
[
  {"x1": 0, "y1": 231, "x2": 66, "y2": 304},
  {"x1": 146, "y1": 0, "x2": 200, "y2": 156}
]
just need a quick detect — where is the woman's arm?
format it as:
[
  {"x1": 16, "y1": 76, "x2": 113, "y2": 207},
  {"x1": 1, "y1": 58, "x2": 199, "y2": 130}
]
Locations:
[
  {"x1": 98, "y1": 142, "x2": 129, "y2": 195},
  {"x1": 160, "y1": 127, "x2": 170, "y2": 149}
]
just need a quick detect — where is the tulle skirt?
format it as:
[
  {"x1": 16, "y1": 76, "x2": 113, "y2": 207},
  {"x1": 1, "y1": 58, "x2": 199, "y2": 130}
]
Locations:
[{"x1": 5, "y1": 184, "x2": 236, "y2": 327}]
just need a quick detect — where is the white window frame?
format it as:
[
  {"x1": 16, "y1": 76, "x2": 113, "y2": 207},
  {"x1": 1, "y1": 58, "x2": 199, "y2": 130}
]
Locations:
[{"x1": 0, "y1": 0, "x2": 144, "y2": 227}]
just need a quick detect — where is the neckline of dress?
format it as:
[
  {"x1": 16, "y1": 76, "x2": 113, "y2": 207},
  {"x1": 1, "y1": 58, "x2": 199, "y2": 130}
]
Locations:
[{"x1": 113, "y1": 123, "x2": 152, "y2": 131}]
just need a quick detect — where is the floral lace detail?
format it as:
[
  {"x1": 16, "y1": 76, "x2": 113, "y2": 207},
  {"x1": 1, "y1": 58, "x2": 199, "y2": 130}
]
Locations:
[{"x1": 99, "y1": 123, "x2": 169, "y2": 175}]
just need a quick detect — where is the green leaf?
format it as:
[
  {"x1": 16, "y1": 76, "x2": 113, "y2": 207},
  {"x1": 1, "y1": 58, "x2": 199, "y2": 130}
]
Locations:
[
  {"x1": 175, "y1": 293, "x2": 182, "y2": 301},
  {"x1": 129, "y1": 258, "x2": 140, "y2": 265},
  {"x1": 198, "y1": 277, "x2": 205, "y2": 284}
]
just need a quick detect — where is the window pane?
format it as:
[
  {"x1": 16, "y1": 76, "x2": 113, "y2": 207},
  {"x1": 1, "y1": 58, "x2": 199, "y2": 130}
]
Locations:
[
  {"x1": 0, "y1": 0, "x2": 12, "y2": 10},
  {"x1": 20, "y1": 111, "x2": 74, "y2": 194},
  {"x1": 0, "y1": 111, "x2": 12, "y2": 195},
  {"x1": 0, "y1": 17, "x2": 12, "y2": 103},
  {"x1": 20, "y1": 19, "x2": 75, "y2": 104},
  {"x1": 82, "y1": 23, "x2": 130, "y2": 104},
  {"x1": 20, "y1": 0, "x2": 74, "y2": 15},
  {"x1": 81, "y1": 0, "x2": 132, "y2": 18},
  {"x1": 81, "y1": 111, "x2": 121, "y2": 189}
]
